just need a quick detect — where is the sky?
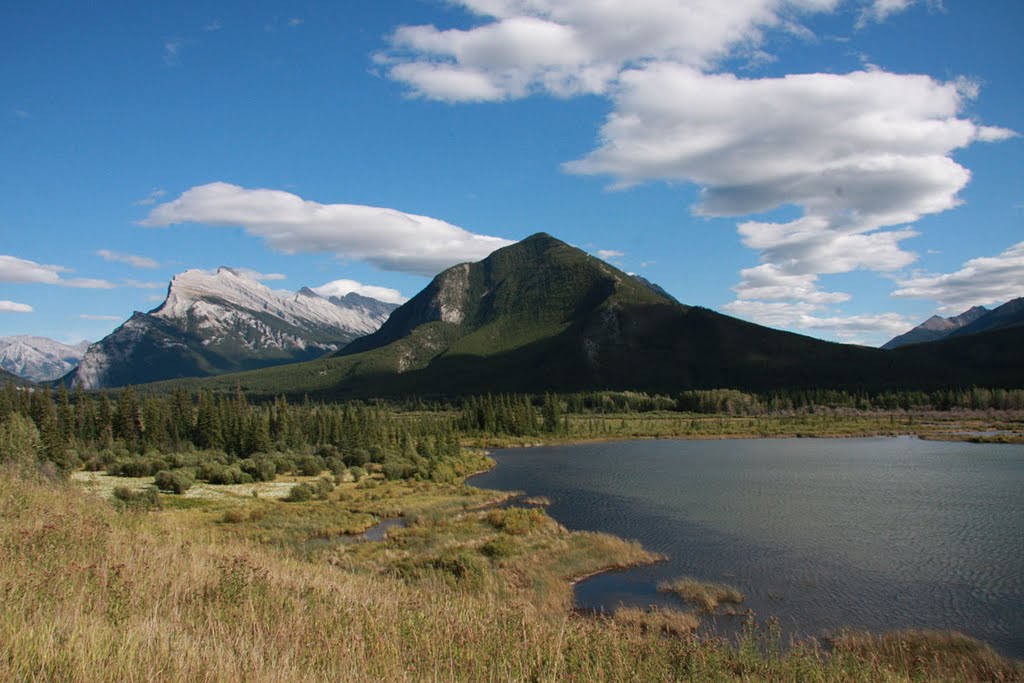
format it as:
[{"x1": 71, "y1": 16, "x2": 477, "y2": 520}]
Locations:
[{"x1": 1, "y1": 0, "x2": 1021, "y2": 347}]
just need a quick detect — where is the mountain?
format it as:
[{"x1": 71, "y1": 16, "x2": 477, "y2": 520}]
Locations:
[
  {"x1": 946, "y1": 297, "x2": 1024, "y2": 340},
  {"x1": 0, "y1": 336, "x2": 90, "y2": 382},
  {"x1": 882, "y1": 306, "x2": 989, "y2": 350},
  {"x1": 65, "y1": 267, "x2": 399, "y2": 389},
  {"x1": 0, "y1": 367, "x2": 31, "y2": 386},
  {"x1": 179, "y1": 233, "x2": 949, "y2": 398}
]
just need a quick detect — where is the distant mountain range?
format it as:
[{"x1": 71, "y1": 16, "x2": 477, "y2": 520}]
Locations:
[
  {"x1": 0, "y1": 336, "x2": 90, "y2": 382},
  {"x1": 173, "y1": 233, "x2": 1024, "y2": 399},
  {"x1": 883, "y1": 299, "x2": 1024, "y2": 350},
  {"x1": 63, "y1": 267, "x2": 399, "y2": 389}
]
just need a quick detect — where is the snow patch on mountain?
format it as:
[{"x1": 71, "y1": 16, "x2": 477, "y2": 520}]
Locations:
[{"x1": 0, "y1": 336, "x2": 90, "y2": 382}]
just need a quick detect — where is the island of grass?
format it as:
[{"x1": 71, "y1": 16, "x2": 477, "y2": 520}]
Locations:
[{"x1": 658, "y1": 576, "x2": 746, "y2": 612}]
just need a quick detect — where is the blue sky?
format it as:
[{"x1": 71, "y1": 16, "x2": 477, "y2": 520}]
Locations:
[{"x1": 1, "y1": 0, "x2": 1021, "y2": 346}]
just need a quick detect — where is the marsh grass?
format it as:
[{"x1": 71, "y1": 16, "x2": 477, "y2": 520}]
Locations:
[
  {"x1": 2, "y1": 469, "x2": 1021, "y2": 682},
  {"x1": 658, "y1": 576, "x2": 746, "y2": 612},
  {"x1": 613, "y1": 605, "x2": 701, "y2": 635}
]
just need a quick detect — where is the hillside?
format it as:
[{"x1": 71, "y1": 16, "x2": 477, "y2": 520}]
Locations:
[
  {"x1": 946, "y1": 298, "x2": 1024, "y2": 340},
  {"x1": 145, "y1": 234, "x2": 1024, "y2": 399},
  {"x1": 882, "y1": 306, "x2": 989, "y2": 350}
]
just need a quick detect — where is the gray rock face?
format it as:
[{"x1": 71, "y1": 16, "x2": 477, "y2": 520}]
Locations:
[
  {"x1": 0, "y1": 336, "x2": 90, "y2": 382},
  {"x1": 66, "y1": 268, "x2": 399, "y2": 389}
]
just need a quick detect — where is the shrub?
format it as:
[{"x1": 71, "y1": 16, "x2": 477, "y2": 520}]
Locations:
[
  {"x1": 349, "y1": 466, "x2": 366, "y2": 482},
  {"x1": 486, "y1": 507, "x2": 550, "y2": 536},
  {"x1": 112, "y1": 486, "x2": 162, "y2": 511},
  {"x1": 344, "y1": 448, "x2": 370, "y2": 467},
  {"x1": 154, "y1": 469, "x2": 194, "y2": 494},
  {"x1": 221, "y1": 508, "x2": 248, "y2": 524},
  {"x1": 108, "y1": 458, "x2": 164, "y2": 477},
  {"x1": 239, "y1": 456, "x2": 276, "y2": 482},
  {"x1": 294, "y1": 455, "x2": 324, "y2": 477},
  {"x1": 284, "y1": 483, "x2": 313, "y2": 502},
  {"x1": 198, "y1": 463, "x2": 252, "y2": 485},
  {"x1": 312, "y1": 477, "x2": 334, "y2": 500},
  {"x1": 480, "y1": 535, "x2": 519, "y2": 559}
]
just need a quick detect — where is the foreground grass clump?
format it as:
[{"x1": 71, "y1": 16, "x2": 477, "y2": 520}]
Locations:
[
  {"x1": 829, "y1": 629, "x2": 1024, "y2": 682},
  {"x1": 613, "y1": 605, "x2": 701, "y2": 635},
  {"x1": 2, "y1": 469, "x2": 1021, "y2": 682},
  {"x1": 658, "y1": 576, "x2": 746, "y2": 612}
]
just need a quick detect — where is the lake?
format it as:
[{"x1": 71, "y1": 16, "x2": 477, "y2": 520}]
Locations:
[{"x1": 468, "y1": 436, "x2": 1024, "y2": 658}]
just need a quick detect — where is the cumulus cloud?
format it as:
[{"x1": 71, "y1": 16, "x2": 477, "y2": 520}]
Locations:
[
  {"x1": 141, "y1": 182, "x2": 513, "y2": 277},
  {"x1": 892, "y1": 241, "x2": 1024, "y2": 312},
  {"x1": 379, "y1": 0, "x2": 847, "y2": 101},
  {"x1": 312, "y1": 279, "x2": 408, "y2": 305},
  {"x1": 567, "y1": 66, "x2": 1014, "y2": 313},
  {"x1": 596, "y1": 249, "x2": 624, "y2": 261},
  {"x1": 78, "y1": 314, "x2": 123, "y2": 321},
  {"x1": 97, "y1": 249, "x2": 160, "y2": 269},
  {"x1": 0, "y1": 255, "x2": 115, "y2": 289},
  {"x1": 0, "y1": 301, "x2": 33, "y2": 313},
  {"x1": 725, "y1": 299, "x2": 913, "y2": 341}
]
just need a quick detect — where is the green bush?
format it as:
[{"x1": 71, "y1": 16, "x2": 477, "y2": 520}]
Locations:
[
  {"x1": 154, "y1": 469, "x2": 194, "y2": 494},
  {"x1": 109, "y1": 458, "x2": 164, "y2": 477},
  {"x1": 294, "y1": 455, "x2": 324, "y2": 477},
  {"x1": 284, "y1": 483, "x2": 313, "y2": 502},
  {"x1": 239, "y1": 456, "x2": 276, "y2": 482},
  {"x1": 480, "y1": 535, "x2": 519, "y2": 559},
  {"x1": 312, "y1": 477, "x2": 335, "y2": 500},
  {"x1": 485, "y1": 507, "x2": 549, "y2": 536}
]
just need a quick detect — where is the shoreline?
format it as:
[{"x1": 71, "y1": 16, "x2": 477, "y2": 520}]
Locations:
[{"x1": 467, "y1": 436, "x2": 1024, "y2": 662}]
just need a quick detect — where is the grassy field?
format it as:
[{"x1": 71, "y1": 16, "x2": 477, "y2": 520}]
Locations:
[
  {"x1": 464, "y1": 409, "x2": 1024, "y2": 447},
  {"x1": 2, "y1": 462, "x2": 1022, "y2": 682}
]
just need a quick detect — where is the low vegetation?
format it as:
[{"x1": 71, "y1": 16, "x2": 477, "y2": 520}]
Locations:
[
  {"x1": 2, "y1": 468, "x2": 1020, "y2": 681},
  {"x1": 2, "y1": 383, "x2": 1022, "y2": 680},
  {"x1": 658, "y1": 576, "x2": 746, "y2": 612}
]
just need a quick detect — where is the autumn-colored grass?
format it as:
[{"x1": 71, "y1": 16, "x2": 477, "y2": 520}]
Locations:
[
  {"x1": 658, "y1": 576, "x2": 746, "y2": 612},
  {"x1": 2, "y1": 467, "x2": 1021, "y2": 682}
]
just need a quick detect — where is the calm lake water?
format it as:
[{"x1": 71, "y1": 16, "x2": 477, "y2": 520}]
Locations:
[{"x1": 468, "y1": 437, "x2": 1024, "y2": 658}]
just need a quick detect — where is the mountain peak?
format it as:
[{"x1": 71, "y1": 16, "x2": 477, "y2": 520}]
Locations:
[{"x1": 883, "y1": 304, "x2": 993, "y2": 349}]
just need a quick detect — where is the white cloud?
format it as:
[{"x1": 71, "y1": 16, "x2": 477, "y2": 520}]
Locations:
[
  {"x1": 204, "y1": 19, "x2": 222, "y2": 32},
  {"x1": 379, "y1": 0, "x2": 844, "y2": 102},
  {"x1": 733, "y1": 264, "x2": 850, "y2": 304},
  {"x1": 288, "y1": 18, "x2": 303, "y2": 28},
  {"x1": 141, "y1": 182, "x2": 514, "y2": 276},
  {"x1": 596, "y1": 249, "x2": 624, "y2": 261},
  {"x1": 725, "y1": 299, "x2": 913, "y2": 342},
  {"x1": 0, "y1": 255, "x2": 115, "y2": 289},
  {"x1": 78, "y1": 314, "x2": 123, "y2": 321},
  {"x1": 857, "y1": 0, "x2": 915, "y2": 26},
  {"x1": 892, "y1": 241, "x2": 1024, "y2": 312},
  {"x1": 312, "y1": 279, "x2": 408, "y2": 305},
  {"x1": 133, "y1": 188, "x2": 167, "y2": 206},
  {"x1": 124, "y1": 279, "x2": 165, "y2": 289},
  {"x1": 163, "y1": 38, "x2": 184, "y2": 65},
  {"x1": 0, "y1": 301, "x2": 33, "y2": 313},
  {"x1": 566, "y1": 65, "x2": 1014, "y2": 320},
  {"x1": 234, "y1": 268, "x2": 287, "y2": 282},
  {"x1": 13, "y1": 109, "x2": 30, "y2": 119},
  {"x1": 97, "y1": 249, "x2": 160, "y2": 269}
]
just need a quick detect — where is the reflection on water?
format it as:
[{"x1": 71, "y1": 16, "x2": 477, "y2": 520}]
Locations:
[{"x1": 469, "y1": 436, "x2": 1024, "y2": 657}]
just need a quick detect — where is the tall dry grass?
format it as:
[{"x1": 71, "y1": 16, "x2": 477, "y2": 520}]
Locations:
[{"x1": 2, "y1": 469, "x2": 1021, "y2": 682}]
